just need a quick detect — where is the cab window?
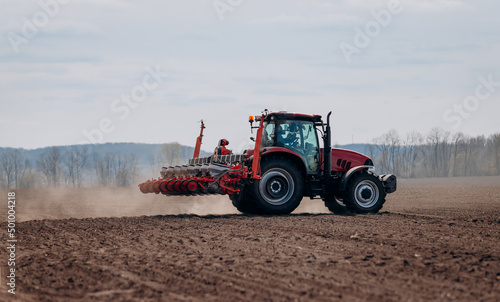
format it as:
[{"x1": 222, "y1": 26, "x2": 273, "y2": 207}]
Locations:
[
  {"x1": 301, "y1": 122, "x2": 319, "y2": 173},
  {"x1": 275, "y1": 120, "x2": 319, "y2": 173},
  {"x1": 261, "y1": 122, "x2": 275, "y2": 147}
]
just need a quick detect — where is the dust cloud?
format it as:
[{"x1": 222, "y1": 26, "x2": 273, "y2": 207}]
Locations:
[{"x1": 0, "y1": 187, "x2": 328, "y2": 222}]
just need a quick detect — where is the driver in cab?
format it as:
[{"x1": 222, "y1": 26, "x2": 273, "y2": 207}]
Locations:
[{"x1": 277, "y1": 122, "x2": 301, "y2": 150}]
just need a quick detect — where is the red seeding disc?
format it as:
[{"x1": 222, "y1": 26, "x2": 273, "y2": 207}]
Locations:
[
  {"x1": 167, "y1": 181, "x2": 175, "y2": 192},
  {"x1": 174, "y1": 181, "x2": 182, "y2": 192},
  {"x1": 139, "y1": 183, "x2": 149, "y2": 193},
  {"x1": 187, "y1": 180, "x2": 198, "y2": 192},
  {"x1": 153, "y1": 181, "x2": 161, "y2": 193},
  {"x1": 181, "y1": 180, "x2": 189, "y2": 192},
  {"x1": 147, "y1": 182, "x2": 155, "y2": 193},
  {"x1": 159, "y1": 181, "x2": 169, "y2": 193}
]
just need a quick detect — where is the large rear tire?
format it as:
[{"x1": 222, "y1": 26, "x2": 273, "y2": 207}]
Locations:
[
  {"x1": 251, "y1": 158, "x2": 303, "y2": 214},
  {"x1": 229, "y1": 186, "x2": 262, "y2": 214},
  {"x1": 323, "y1": 195, "x2": 349, "y2": 214},
  {"x1": 343, "y1": 173, "x2": 386, "y2": 214}
]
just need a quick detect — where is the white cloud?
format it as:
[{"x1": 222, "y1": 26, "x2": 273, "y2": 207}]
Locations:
[
  {"x1": 345, "y1": 0, "x2": 468, "y2": 10},
  {"x1": 405, "y1": 0, "x2": 468, "y2": 11},
  {"x1": 72, "y1": 0, "x2": 137, "y2": 9},
  {"x1": 44, "y1": 20, "x2": 101, "y2": 34},
  {"x1": 248, "y1": 13, "x2": 360, "y2": 26}
]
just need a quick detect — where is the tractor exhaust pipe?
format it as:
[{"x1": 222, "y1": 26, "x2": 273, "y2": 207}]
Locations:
[{"x1": 324, "y1": 111, "x2": 332, "y2": 179}]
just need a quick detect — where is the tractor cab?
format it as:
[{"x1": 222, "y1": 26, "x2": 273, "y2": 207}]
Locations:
[{"x1": 258, "y1": 112, "x2": 322, "y2": 173}]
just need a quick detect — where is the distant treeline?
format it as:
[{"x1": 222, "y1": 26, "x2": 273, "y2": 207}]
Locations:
[
  {"x1": 0, "y1": 143, "x2": 209, "y2": 189},
  {"x1": 365, "y1": 128, "x2": 500, "y2": 178},
  {"x1": 1, "y1": 129, "x2": 499, "y2": 189}
]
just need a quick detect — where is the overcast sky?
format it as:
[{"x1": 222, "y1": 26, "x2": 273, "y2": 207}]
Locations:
[{"x1": 1, "y1": 0, "x2": 499, "y2": 151}]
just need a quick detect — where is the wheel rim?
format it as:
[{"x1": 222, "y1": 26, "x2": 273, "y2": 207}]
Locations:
[
  {"x1": 335, "y1": 197, "x2": 346, "y2": 207},
  {"x1": 354, "y1": 180, "x2": 379, "y2": 208},
  {"x1": 259, "y1": 168, "x2": 294, "y2": 206}
]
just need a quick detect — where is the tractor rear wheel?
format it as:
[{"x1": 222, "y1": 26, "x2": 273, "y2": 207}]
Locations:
[
  {"x1": 343, "y1": 173, "x2": 386, "y2": 214},
  {"x1": 323, "y1": 195, "x2": 349, "y2": 214},
  {"x1": 229, "y1": 186, "x2": 262, "y2": 215},
  {"x1": 251, "y1": 158, "x2": 303, "y2": 214}
]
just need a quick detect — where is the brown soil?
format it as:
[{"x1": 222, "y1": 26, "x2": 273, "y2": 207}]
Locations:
[{"x1": 1, "y1": 176, "x2": 499, "y2": 301}]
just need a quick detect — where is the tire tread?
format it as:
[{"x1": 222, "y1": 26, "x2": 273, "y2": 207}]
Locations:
[{"x1": 343, "y1": 172, "x2": 386, "y2": 214}]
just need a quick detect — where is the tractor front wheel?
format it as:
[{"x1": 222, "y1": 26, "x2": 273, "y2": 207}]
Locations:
[
  {"x1": 343, "y1": 173, "x2": 386, "y2": 214},
  {"x1": 252, "y1": 158, "x2": 303, "y2": 214}
]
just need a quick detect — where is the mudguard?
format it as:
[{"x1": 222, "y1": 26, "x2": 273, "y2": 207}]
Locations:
[
  {"x1": 338, "y1": 166, "x2": 398, "y2": 194},
  {"x1": 338, "y1": 165, "x2": 372, "y2": 192}
]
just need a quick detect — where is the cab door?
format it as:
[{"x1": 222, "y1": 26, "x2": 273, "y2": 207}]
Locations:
[{"x1": 300, "y1": 122, "x2": 320, "y2": 174}]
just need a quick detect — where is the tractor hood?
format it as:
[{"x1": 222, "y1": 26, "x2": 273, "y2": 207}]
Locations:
[
  {"x1": 320, "y1": 148, "x2": 373, "y2": 172},
  {"x1": 332, "y1": 148, "x2": 373, "y2": 172}
]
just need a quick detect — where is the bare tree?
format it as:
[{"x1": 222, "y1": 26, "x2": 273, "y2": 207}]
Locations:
[
  {"x1": 425, "y1": 128, "x2": 451, "y2": 177},
  {"x1": 115, "y1": 154, "x2": 127, "y2": 186},
  {"x1": 115, "y1": 153, "x2": 138, "y2": 187},
  {"x1": 63, "y1": 146, "x2": 89, "y2": 187},
  {"x1": 373, "y1": 129, "x2": 400, "y2": 174},
  {"x1": 463, "y1": 135, "x2": 486, "y2": 176},
  {"x1": 364, "y1": 144, "x2": 377, "y2": 162},
  {"x1": 128, "y1": 153, "x2": 138, "y2": 185},
  {"x1": 1, "y1": 149, "x2": 29, "y2": 189},
  {"x1": 1, "y1": 150, "x2": 14, "y2": 188},
  {"x1": 488, "y1": 133, "x2": 500, "y2": 175},
  {"x1": 149, "y1": 151, "x2": 165, "y2": 176},
  {"x1": 12, "y1": 150, "x2": 28, "y2": 189},
  {"x1": 158, "y1": 142, "x2": 182, "y2": 166},
  {"x1": 93, "y1": 152, "x2": 115, "y2": 187},
  {"x1": 400, "y1": 131, "x2": 422, "y2": 178},
  {"x1": 37, "y1": 147, "x2": 62, "y2": 187},
  {"x1": 451, "y1": 132, "x2": 466, "y2": 176},
  {"x1": 93, "y1": 152, "x2": 138, "y2": 187},
  {"x1": 372, "y1": 137, "x2": 390, "y2": 174},
  {"x1": 18, "y1": 168, "x2": 37, "y2": 189},
  {"x1": 386, "y1": 129, "x2": 401, "y2": 175},
  {"x1": 181, "y1": 146, "x2": 193, "y2": 163},
  {"x1": 0, "y1": 169, "x2": 6, "y2": 189},
  {"x1": 148, "y1": 153, "x2": 157, "y2": 175}
]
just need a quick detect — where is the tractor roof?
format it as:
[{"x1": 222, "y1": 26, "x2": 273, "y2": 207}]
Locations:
[{"x1": 266, "y1": 111, "x2": 323, "y2": 124}]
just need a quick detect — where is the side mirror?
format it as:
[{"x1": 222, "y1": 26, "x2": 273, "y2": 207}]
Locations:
[{"x1": 250, "y1": 137, "x2": 255, "y2": 142}]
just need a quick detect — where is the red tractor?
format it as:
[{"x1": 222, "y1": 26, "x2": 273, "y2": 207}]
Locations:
[{"x1": 139, "y1": 110, "x2": 396, "y2": 215}]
